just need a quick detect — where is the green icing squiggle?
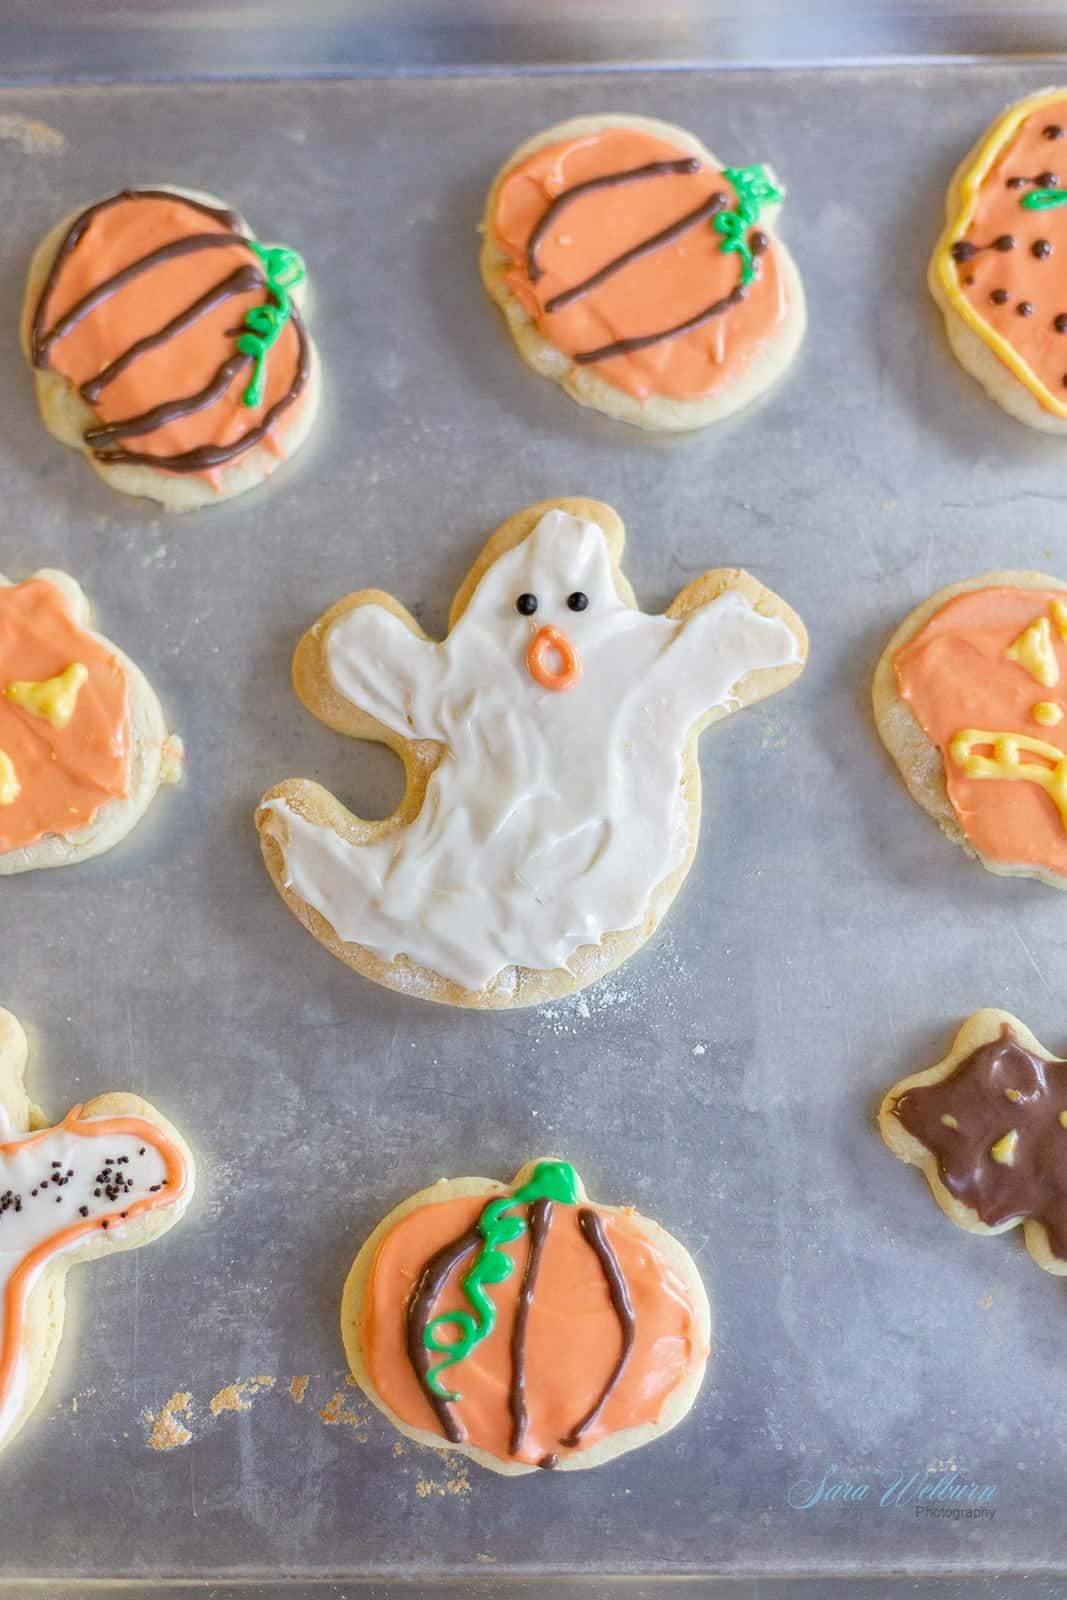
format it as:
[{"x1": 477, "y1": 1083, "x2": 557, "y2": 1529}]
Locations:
[
  {"x1": 714, "y1": 164, "x2": 783, "y2": 285},
  {"x1": 423, "y1": 1159, "x2": 579, "y2": 1402},
  {"x1": 238, "y1": 241, "x2": 306, "y2": 408}
]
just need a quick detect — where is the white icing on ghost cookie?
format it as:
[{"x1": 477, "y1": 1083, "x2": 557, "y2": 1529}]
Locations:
[
  {"x1": 258, "y1": 502, "x2": 807, "y2": 1004},
  {"x1": 0, "y1": 1010, "x2": 194, "y2": 1452}
]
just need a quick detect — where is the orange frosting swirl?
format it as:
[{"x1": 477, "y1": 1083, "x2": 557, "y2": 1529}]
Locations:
[
  {"x1": 0, "y1": 580, "x2": 129, "y2": 853},
  {"x1": 491, "y1": 126, "x2": 789, "y2": 402}
]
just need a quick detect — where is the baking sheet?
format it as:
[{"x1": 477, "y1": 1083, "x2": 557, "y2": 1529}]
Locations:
[{"x1": 3, "y1": 61, "x2": 1067, "y2": 1595}]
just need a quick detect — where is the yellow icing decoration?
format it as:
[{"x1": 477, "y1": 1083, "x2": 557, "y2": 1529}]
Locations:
[
  {"x1": 1004, "y1": 616, "x2": 1059, "y2": 687},
  {"x1": 1051, "y1": 599, "x2": 1067, "y2": 642},
  {"x1": 4, "y1": 663, "x2": 88, "y2": 730},
  {"x1": 936, "y1": 86, "x2": 1067, "y2": 419},
  {"x1": 1060, "y1": 1111, "x2": 1067, "y2": 1130},
  {"x1": 0, "y1": 750, "x2": 18, "y2": 807},
  {"x1": 1005, "y1": 1088, "x2": 1022, "y2": 1103},
  {"x1": 990, "y1": 1129, "x2": 1019, "y2": 1166},
  {"x1": 1032, "y1": 700, "x2": 1063, "y2": 726},
  {"x1": 950, "y1": 728, "x2": 1067, "y2": 832},
  {"x1": 941, "y1": 1113, "x2": 959, "y2": 1129}
]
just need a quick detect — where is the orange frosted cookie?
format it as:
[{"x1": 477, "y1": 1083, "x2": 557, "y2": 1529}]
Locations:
[
  {"x1": 0, "y1": 570, "x2": 180, "y2": 873},
  {"x1": 0, "y1": 1010, "x2": 194, "y2": 1453},
  {"x1": 930, "y1": 88, "x2": 1067, "y2": 431},
  {"x1": 874, "y1": 572, "x2": 1067, "y2": 887},
  {"x1": 342, "y1": 1159, "x2": 711, "y2": 1475},
  {"x1": 480, "y1": 114, "x2": 806, "y2": 430},
  {"x1": 21, "y1": 186, "x2": 320, "y2": 510}
]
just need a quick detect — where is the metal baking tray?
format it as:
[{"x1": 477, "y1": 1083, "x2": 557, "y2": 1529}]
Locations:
[{"x1": 4, "y1": 52, "x2": 1067, "y2": 1600}]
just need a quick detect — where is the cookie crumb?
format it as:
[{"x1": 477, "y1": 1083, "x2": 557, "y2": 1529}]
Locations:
[
  {"x1": 288, "y1": 1375, "x2": 309, "y2": 1405},
  {"x1": 145, "y1": 1391, "x2": 193, "y2": 1451},
  {"x1": 209, "y1": 1376, "x2": 274, "y2": 1416}
]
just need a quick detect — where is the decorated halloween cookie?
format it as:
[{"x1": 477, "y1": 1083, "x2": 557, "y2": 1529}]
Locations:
[
  {"x1": 930, "y1": 87, "x2": 1067, "y2": 431},
  {"x1": 480, "y1": 114, "x2": 806, "y2": 430},
  {"x1": 22, "y1": 186, "x2": 319, "y2": 510},
  {"x1": 343, "y1": 1158, "x2": 711, "y2": 1475},
  {"x1": 256, "y1": 497, "x2": 807, "y2": 1008},
  {"x1": 873, "y1": 571, "x2": 1067, "y2": 887},
  {"x1": 0, "y1": 570, "x2": 180, "y2": 873},
  {"x1": 0, "y1": 1010, "x2": 194, "y2": 1452},
  {"x1": 880, "y1": 1010, "x2": 1067, "y2": 1279}
]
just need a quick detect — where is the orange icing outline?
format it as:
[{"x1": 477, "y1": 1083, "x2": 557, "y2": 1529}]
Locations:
[
  {"x1": 0, "y1": 1109, "x2": 190, "y2": 1418},
  {"x1": 935, "y1": 87, "x2": 1067, "y2": 417},
  {"x1": 527, "y1": 624, "x2": 582, "y2": 692}
]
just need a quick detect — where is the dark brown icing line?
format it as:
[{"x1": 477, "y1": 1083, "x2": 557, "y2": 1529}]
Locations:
[
  {"x1": 80, "y1": 262, "x2": 264, "y2": 403},
  {"x1": 575, "y1": 281, "x2": 747, "y2": 365},
  {"x1": 544, "y1": 191, "x2": 727, "y2": 315},
  {"x1": 893, "y1": 1025, "x2": 1067, "y2": 1260},
  {"x1": 560, "y1": 1208, "x2": 635, "y2": 1447},
  {"x1": 508, "y1": 1197, "x2": 552, "y2": 1458},
  {"x1": 525, "y1": 157, "x2": 700, "y2": 284},
  {"x1": 84, "y1": 354, "x2": 254, "y2": 446},
  {"x1": 404, "y1": 1223, "x2": 482, "y2": 1445}
]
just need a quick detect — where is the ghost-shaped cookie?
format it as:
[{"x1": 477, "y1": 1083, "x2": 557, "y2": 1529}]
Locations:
[
  {"x1": 257, "y1": 497, "x2": 807, "y2": 1008},
  {"x1": 0, "y1": 1009, "x2": 194, "y2": 1453}
]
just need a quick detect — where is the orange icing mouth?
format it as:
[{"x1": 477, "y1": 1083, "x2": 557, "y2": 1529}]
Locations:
[
  {"x1": 527, "y1": 623, "x2": 582, "y2": 691},
  {"x1": 0, "y1": 580, "x2": 129, "y2": 854},
  {"x1": 895, "y1": 586, "x2": 1067, "y2": 873},
  {"x1": 360, "y1": 1191, "x2": 705, "y2": 1468},
  {"x1": 491, "y1": 126, "x2": 789, "y2": 402},
  {"x1": 30, "y1": 190, "x2": 309, "y2": 483}
]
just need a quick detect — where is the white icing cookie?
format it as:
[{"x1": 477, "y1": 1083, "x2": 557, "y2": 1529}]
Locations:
[
  {"x1": 0, "y1": 1009, "x2": 195, "y2": 1453},
  {"x1": 257, "y1": 497, "x2": 807, "y2": 1008},
  {"x1": 0, "y1": 569, "x2": 181, "y2": 874}
]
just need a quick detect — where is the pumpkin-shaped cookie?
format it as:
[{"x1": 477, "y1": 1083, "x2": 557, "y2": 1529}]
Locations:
[
  {"x1": 481, "y1": 114, "x2": 806, "y2": 430},
  {"x1": 931, "y1": 87, "x2": 1067, "y2": 430},
  {"x1": 22, "y1": 187, "x2": 320, "y2": 510},
  {"x1": 343, "y1": 1159, "x2": 711, "y2": 1475}
]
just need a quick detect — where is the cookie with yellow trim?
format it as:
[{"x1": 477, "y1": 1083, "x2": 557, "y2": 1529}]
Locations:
[
  {"x1": 480, "y1": 114, "x2": 806, "y2": 431},
  {"x1": 879, "y1": 1009, "x2": 1067, "y2": 1279},
  {"x1": 342, "y1": 1158, "x2": 711, "y2": 1475},
  {"x1": 21, "y1": 186, "x2": 320, "y2": 511},
  {"x1": 256, "y1": 496, "x2": 807, "y2": 1008},
  {"x1": 930, "y1": 88, "x2": 1067, "y2": 431},
  {"x1": 0, "y1": 569, "x2": 181, "y2": 873},
  {"x1": 874, "y1": 571, "x2": 1067, "y2": 887},
  {"x1": 0, "y1": 1008, "x2": 195, "y2": 1453}
]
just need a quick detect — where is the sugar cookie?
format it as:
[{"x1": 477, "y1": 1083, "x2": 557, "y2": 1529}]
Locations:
[
  {"x1": 480, "y1": 114, "x2": 806, "y2": 430},
  {"x1": 257, "y1": 496, "x2": 807, "y2": 1007},
  {"x1": 0, "y1": 1009, "x2": 195, "y2": 1452},
  {"x1": 873, "y1": 571, "x2": 1067, "y2": 887},
  {"x1": 342, "y1": 1158, "x2": 711, "y2": 1475},
  {"x1": 21, "y1": 186, "x2": 320, "y2": 509},
  {"x1": 0, "y1": 569, "x2": 181, "y2": 873},
  {"x1": 880, "y1": 1009, "x2": 1067, "y2": 1278},
  {"x1": 930, "y1": 87, "x2": 1067, "y2": 431}
]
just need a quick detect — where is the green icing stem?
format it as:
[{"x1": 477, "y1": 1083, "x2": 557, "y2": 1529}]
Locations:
[
  {"x1": 713, "y1": 163, "x2": 783, "y2": 286},
  {"x1": 237, "y1": 241, "x2": 306, "y2": 408},
  {"x1": 1022, "y1": 187, "x2": 1067, "y2": 211},
  {"x1": 423, "y1": 1159, "x2": 579, "y2": 1402}
]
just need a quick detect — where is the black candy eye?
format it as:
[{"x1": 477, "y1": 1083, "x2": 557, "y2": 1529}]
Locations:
[
  {"x1": 566, "y1": 591, "x2": 589, "y2": 612},
  {"x1": 516, "y1": 593, "x2": 538, "y2": 616}
]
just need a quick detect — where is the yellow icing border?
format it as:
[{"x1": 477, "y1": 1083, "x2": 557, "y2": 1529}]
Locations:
[{"x1": 935, "y1": 87, "x2": 1067, "y2": 418}]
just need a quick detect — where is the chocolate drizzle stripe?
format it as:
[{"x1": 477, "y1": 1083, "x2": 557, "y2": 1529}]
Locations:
[
  {"x1": 90, "y1": 304, "x2": 310, "y2": 471},
  {"x1": 84, "y1": 354, "x2": 253, "y2": 445},
  {"x1": 34, "y1": 234, "x2": 250, "y2": 365},
  {"x1": 575, "y1": 282, "x2": 746, "y2": 365},
  {"x1": 30, "y1": 188, "x2": 243, "y2": 367},
  {"x1": 508, "y1": 1197, "x2": 552, "y2": 1457},
  {"x1": 561, "y1": 1208, "x2": 635, "y2": 1447},
  {"x1": 544, "y1": 192, "x2": 727, "y2": 314},
  {"x1": 405, "y1": 1223, "x2": 482, "y2": 1444},
  {"x1": 526, "y1": 157, "x2": 700, "y2": 283},
  {"x1": 80, "y1": 263, "x2": 264, "y2": 403}
]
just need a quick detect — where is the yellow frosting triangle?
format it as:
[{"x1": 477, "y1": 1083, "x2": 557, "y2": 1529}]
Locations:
[
  {"x1": 0, "y1": 750, "x2": 18, "y2": 807},
  {"x1": 4, "y1": 662, "x2": 88, "y2": 730},
  {"x1": 1004, "y1": 616, "x2": 1060, "y2": 687}
]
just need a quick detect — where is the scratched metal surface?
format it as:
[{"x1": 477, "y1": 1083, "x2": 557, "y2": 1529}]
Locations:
[{"x1": 2, "y1": 62, "x2": 1067, "y2": 1594}]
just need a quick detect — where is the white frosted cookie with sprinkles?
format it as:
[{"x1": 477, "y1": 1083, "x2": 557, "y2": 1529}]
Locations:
[
  {"x1": 480, "y1": 114, "x2": 806, "y2": 430},
  {"x1": 0, "y1": 1010, "x2": 194, "y2": 1453}
]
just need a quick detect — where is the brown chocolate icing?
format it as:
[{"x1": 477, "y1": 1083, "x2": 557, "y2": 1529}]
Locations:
[
  {"x1": 508, "y1": 1196, "x2": 552, "y2": 1457},
  {"x1": 404, "y1": 1224, "x2": 481, "y2": 1444},
  {"x1": 575, "y1": 282, "x2": 747, "y2": 365},
  {"x1": 544, "y1": 192, "x2": 727, "y2": 314},
  {"x1": 893, "y1": 1026, "x2": 1067, "y2": 1259},
  {"x1": 560, "y1": 1207, "x2": 635, "y2": 1446},
  {"x1": 526, "y1": 157, "x2": 700, "y2": 283}
]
